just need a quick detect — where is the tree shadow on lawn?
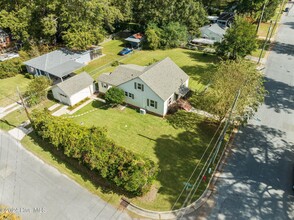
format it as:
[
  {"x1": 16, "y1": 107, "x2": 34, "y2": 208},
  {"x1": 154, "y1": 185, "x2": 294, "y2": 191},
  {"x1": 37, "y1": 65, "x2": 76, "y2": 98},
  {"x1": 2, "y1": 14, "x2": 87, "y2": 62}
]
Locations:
[
  {"x1": 154, "y1": 122, "x2": 218, "y2": 209},
  {"x1": 91, "y1": 100, "x2": 111, "y2": 110},
  {"x1": 181, "y1": 64, "x2": 216, "y2": 88},
  {"x1": 26, "y1": 131, "x2": 135, "y2": 199},
  {"x1": 181, "y1": 51, "x2": 218, "y2": 86},
  {"x1": 208, "y1": 124, "x2": 294, "y2": 219}
]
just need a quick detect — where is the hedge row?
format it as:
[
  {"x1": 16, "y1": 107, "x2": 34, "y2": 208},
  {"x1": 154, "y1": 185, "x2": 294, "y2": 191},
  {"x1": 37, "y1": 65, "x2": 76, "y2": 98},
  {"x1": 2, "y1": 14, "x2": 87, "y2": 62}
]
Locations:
[{"x1": 31, "y1": 110, "x2": 158, "y2": 195}]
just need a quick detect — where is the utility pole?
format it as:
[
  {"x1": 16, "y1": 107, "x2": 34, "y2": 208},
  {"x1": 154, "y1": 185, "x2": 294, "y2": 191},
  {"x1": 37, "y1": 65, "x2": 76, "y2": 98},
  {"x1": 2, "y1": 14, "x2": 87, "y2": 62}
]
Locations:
[
  {"x1": 269, "y1": 0, "x2": 286, "y2": 41},
  {"x1": 256, "y1": 1, "x2": 267, "y2": 34},
  {"x1": 177, "y1": 90, "x2": 241, "y2": 220},
  {"x1": 258, "y1": 20, "x2": 273, "y2": 64},
  {"x1": 17, "y1": 86, "x2": 32, "y2": 123}
]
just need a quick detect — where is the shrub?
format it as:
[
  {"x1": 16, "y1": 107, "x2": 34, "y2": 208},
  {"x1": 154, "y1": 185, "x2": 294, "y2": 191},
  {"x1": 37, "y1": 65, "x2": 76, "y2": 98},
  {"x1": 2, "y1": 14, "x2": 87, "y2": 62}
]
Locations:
[
  {"x1": 105, "y1": 87, "x2": 125, "y2": 105},
  {"x1": 0, "y1": 58, "x2": 23, "y2": 79},
  {"x1": 24, "y1": 73, "x2": 34, "y2": 79},
  {"x1": 31, "y1": 110, "x2": 158, "y2": 195},
  {"x1": 111, "y1": 60, "x2": 120, "y2": 67}
]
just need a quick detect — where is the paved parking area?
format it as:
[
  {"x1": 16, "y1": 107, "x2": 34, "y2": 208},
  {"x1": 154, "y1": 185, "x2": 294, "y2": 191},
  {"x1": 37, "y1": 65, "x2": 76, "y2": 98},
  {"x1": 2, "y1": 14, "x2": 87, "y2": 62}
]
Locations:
[{"x1": 0, "y1": 131, "x2": 131, "y2": 220}]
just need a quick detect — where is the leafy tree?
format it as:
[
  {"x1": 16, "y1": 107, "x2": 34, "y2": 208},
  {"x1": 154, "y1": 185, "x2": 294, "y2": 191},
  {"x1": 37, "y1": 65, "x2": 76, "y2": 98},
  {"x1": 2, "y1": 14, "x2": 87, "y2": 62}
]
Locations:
[
  {"x1": 105, "y1": 87, "x2": 125, "y2": 105},
  {"x1": 190, "y1": 60, "x2": 265, "y2": 124},
  {"x1": 0, "y1": 7, "x2": 31, "y2": 42},
  {"x1": 145, "y1": 23, "x2": 162, "y2": 50},
  {"x1": 216, "y1": 16, "x2": 257, "y2": 59},
  {"x1": 132, "y1": 0, "x2": 207, "y2": 34},
  {"x1": 25, "y1": 76, "x2": 52, "y2": 106},
  {"x1": 0, "y1": 58, "x2": 23, "y2": 79},
  {"x1": 237, "y1": 0, "x2": 280, "y2": 22},
  {"x1": 145, "y1": 22, "x2": 187, "y2": 49},
  {"x1": 162, "y1": 22, "x2": 187, "y2": 48}
]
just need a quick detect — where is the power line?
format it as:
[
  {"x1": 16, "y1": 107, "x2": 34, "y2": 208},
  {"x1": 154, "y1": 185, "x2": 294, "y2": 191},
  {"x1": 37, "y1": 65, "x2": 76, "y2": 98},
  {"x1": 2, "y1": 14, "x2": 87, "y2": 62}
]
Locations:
[
  {"x1": 171, "y1": 119, "x2": 224, "y2": 210},
  {"x1": 177, "y1": 90, "x2": 241, "y2": 219}
]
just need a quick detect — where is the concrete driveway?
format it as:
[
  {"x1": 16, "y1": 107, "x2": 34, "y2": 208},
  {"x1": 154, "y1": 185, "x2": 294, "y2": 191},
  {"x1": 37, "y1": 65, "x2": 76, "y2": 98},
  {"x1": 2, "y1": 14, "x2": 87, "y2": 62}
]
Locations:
[
  {"x1": 185, "y1": 3, "x2": 294, "y2": 220},
  {"x1": 0, "y1": 131, "x2": 131, "y2": 220}
]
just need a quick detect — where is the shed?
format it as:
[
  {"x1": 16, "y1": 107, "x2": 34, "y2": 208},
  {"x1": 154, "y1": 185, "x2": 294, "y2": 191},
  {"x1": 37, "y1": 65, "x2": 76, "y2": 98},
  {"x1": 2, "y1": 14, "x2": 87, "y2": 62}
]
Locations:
[
  {"x1": 51, "y1": 72, "x2": 94, "y2": 106},
  {"x1": 125, "y1": 33, "x2": 144, "y2": 49}
]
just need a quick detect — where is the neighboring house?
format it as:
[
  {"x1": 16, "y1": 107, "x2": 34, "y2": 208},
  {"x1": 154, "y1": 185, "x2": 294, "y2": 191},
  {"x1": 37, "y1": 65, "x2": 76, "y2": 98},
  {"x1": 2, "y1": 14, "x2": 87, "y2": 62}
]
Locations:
[
  {"x1": 207, "y1": 16, "x2": 219, "y2": 24},
  {"x1": 125, "y1": 33, "x2": 144, "y2": 49},
  {"x1": 200, "y1": 23, "x2": 227, "y2": 43},
  {"x1": 0, "y1": 29, "x2": 10, "y2": 50},
  {"x1": 217, "y1": 12, "x2": 234, "y2": 27},
  {"x1": 98, "y1": 57, "x2": 189, "y2": 116},
  {"x1": 51, "y1": 72, "x2": 94, "y2": 106},
  {"x1": 24, "y1": 47, "x2": 102, "y2": 82}
]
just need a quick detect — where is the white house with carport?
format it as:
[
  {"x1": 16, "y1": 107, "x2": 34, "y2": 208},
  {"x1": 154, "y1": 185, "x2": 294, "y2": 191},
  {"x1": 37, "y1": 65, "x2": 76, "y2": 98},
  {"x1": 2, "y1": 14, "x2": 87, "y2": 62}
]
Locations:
[
  {"x1": 23, "y1": 47, "x2": 102, "y2": 82},
  {"x1": 98, "y1": 57, "x2": 189, "y2": 116},
  {"x1": 52, "y1": 72, "x2": 94, "y2": 106}
]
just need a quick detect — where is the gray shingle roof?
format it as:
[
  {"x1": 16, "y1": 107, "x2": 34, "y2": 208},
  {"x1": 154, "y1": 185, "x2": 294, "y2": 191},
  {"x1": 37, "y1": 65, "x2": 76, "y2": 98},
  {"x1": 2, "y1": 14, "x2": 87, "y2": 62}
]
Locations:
[
  {"x1": 55, "y1": 72, "x2": 93, "y2": 97},
  {"x1": 139, "y1": 57, "x2": 189, "y2": 100},
  {"x1": 98, "y1": 57, "x2": 189, "y2": 101},
  {"x1": 98, "y1": 64, "x2": 146, "y2": 86},
  {"x1": 24, "y1": 49, "x2": 85, "y2": 78},
  {"x1": 200, "y1": 23, "x2": 226, "y2": 37}
]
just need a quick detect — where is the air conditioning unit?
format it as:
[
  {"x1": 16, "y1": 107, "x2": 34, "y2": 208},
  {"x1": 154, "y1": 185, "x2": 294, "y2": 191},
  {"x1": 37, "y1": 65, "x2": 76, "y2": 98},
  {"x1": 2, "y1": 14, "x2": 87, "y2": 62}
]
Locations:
[{"x1": 140, "y1": 108, "x2": 146, "y2": 115}]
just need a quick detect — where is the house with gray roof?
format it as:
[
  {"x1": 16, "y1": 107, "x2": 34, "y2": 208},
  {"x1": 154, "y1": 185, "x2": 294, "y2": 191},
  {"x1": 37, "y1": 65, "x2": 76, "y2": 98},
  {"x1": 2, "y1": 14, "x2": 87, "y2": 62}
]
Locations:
[
  {"x1": 51, "y1": 72, "x2": 94, "y2": 106},
  {"x1": 24, "y1": 47, "x2": 102, "y2": 81},
  {"x1": 200, "y1": 23, "x2": 227, "y2": 43},
  {"x1": 98, "y1": 57, "x2": 189, "y2": 116}
]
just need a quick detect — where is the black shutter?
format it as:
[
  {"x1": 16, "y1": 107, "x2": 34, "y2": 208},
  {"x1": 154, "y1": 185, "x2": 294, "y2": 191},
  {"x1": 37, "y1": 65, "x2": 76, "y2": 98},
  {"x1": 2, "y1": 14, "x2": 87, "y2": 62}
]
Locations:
[
  {"x1": 147, "y1": 99, "x2": 149, "y2": 106},
  {"x1": 132, "y1": 94, "x2": 134, "y2": 99},
  {"x1": 142, "y1": 84, "x2": 144, "y2": 91},
  {"x1": 134, "y1": 82, "x2": 137, "y2": 89},
  {"x1": 155, "y1": 101, "x2": 157, "y2": 109}
]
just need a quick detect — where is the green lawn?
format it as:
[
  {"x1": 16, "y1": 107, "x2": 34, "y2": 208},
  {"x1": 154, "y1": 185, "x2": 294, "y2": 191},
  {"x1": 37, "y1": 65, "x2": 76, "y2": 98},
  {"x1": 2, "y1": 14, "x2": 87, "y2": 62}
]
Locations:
[
  {"x1": 76, "y1": 40, "x2": 218, "y2": 91},
  {"x1": 75, "y1": 40, "x2": 125, "y2": 75},
  {"x1": 65, "y1": 100, "x2": 218, "y2": 210},
  {"x1": 0, "y1": 74, "x2": 31, "y2": 107}
]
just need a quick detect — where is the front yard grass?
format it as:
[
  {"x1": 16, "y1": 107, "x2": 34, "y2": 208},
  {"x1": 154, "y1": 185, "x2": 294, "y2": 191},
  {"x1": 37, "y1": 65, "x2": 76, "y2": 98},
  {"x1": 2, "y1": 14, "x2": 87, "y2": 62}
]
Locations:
[
  {"x1": 0, "y1": 74, "x2": 31, "y2": 107},
  {"x1": 65, "y1": 100, "x2": 218, "y2": 210}
]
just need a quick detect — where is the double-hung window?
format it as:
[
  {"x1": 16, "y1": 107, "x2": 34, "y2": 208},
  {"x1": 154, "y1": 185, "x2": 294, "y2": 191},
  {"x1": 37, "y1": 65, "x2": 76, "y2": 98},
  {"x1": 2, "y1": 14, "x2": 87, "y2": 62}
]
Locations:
[
  {"x1": 134, "y1": 82, "x2": 144, "y2": 91},
  {"x1": 147, "y1": 99, "x2": 157, "y2": 109}
]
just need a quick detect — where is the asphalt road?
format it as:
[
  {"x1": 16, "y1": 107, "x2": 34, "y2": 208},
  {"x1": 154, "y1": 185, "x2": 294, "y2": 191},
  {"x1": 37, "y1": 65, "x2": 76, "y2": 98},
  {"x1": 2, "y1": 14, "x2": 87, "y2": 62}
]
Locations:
[
  {"x1": 0, "y1": 131, "x2": 131, "y2": 220},
  {"x1": 185, "y1": 4, "x2": 294, "y2": 220}
]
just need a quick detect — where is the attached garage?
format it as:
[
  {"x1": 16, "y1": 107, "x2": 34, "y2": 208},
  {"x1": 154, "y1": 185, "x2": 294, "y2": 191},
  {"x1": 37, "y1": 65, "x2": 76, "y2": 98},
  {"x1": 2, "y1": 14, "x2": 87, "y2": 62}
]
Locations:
[{"x1": 52, "y1": 72, "x2": 94, "y2": 106}]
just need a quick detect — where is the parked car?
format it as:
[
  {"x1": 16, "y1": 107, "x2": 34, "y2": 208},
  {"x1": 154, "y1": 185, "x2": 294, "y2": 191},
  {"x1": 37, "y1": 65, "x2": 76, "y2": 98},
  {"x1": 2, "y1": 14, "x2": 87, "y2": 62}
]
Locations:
[
  {"x1": 118, "y1": 48, "x2": 133, "y2": 56},
  {"x1": 285, "y1": 7, "x2": 290, "y2": 12}
]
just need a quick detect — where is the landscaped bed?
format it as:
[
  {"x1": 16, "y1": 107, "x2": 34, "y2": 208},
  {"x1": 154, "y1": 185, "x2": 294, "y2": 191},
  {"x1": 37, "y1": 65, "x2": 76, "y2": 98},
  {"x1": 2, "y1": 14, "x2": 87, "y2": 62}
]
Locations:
[{"x1": 64, "y1": 100, "x2": 218, "y2": 210}]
